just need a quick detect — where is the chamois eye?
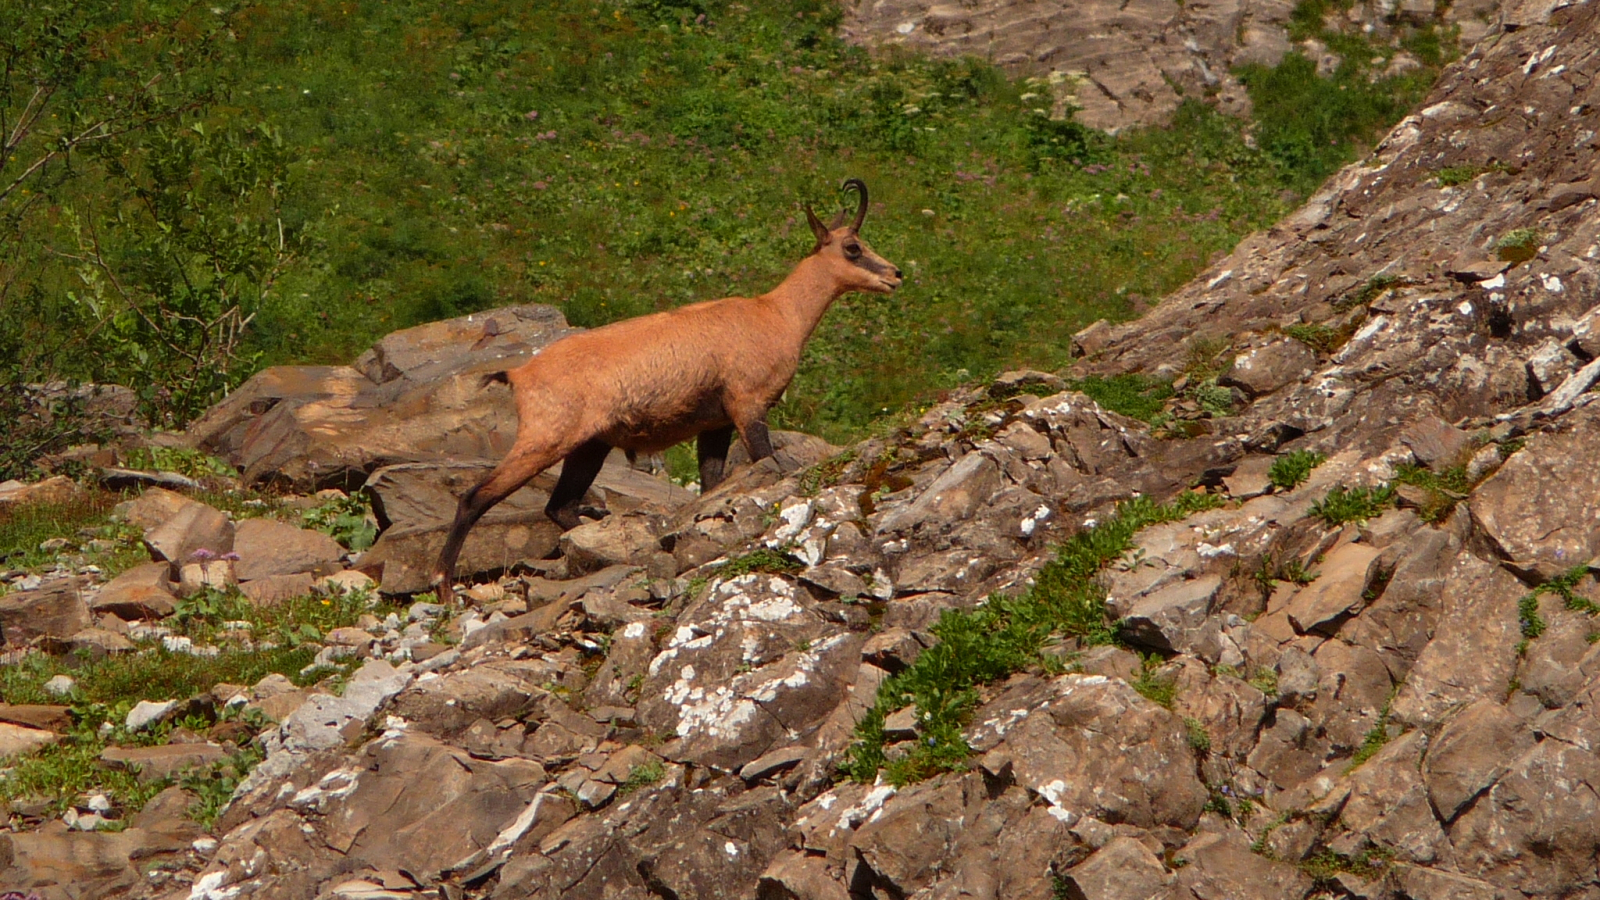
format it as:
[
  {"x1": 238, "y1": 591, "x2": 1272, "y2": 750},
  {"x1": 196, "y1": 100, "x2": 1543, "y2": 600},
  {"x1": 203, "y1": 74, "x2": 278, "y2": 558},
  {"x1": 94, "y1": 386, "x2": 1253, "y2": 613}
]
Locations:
[{"x1": 845, "y1": 243, "x2": 862, "y2": 258}]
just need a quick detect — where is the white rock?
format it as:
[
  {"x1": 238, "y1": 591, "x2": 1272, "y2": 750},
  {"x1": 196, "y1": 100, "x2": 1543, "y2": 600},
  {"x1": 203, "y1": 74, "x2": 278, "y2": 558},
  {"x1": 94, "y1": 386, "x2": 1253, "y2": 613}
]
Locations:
[
  {"x1": 43, "y1": 674, "x2": 77, "y2": 697},
  {"x1": 127, "y1": 699, "x2": 178, "y2": 731}
]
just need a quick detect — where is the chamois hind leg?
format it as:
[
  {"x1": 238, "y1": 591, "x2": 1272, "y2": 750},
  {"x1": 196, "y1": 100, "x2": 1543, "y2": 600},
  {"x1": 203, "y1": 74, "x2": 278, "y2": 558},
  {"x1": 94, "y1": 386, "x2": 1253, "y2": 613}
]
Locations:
[
  {"x1": 545, "y1": 438, "x2": 611, "y2": 530},
  {"x1": 696, "y1": 425, "x2": 735, "y2": 493},
  {"x1": 433, "y1": 446, "x2": 562, "y2": 602},
  {"x1": 732, "y1": 412, "x2": 775, "y2": 462}
]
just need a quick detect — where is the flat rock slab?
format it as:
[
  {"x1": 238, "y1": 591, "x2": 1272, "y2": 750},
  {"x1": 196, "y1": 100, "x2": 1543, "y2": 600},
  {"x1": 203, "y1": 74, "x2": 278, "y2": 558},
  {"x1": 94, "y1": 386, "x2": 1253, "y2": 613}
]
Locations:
[
  {"x1": 102, "y1": 743, "x2": 228, "y2": 782},
  {"x1": 1285, "y1": 542, "x2": 1382, "y2": 636},
  {"x1": 0, "y1": 475, "x2": 80, "y2": 509},
  {"x1": 143, "y1": 500, "x2": 233, "y2": 566},
  {"x1": 1220, "y1": 339, "x2": 1318, "y2": 399},
  {"x1": 233, "y1": 517, "x2": 344, "y2": 582},
  {"x1": 0, "y1": 828, "x2": 151, "y2": 898},
  {"x1": 239, "y1": 572, "x2": 317, "y2": 606},
  {"x1": 366, "y1": 454, "x2": 692, "y2": 533},
  {"x1": 0, "y1": 722, "x2": 59, "y2": 759},
  {"x1": 0, "y1": 581, "x2": 90, "y2": 648},
  {"x1": 1471, "y1": 406, "x2": 1600, "y2": 581},
  {"x1": 1120, "y1": 574, "x2": 1223, "y2": 652},
  {"x1": 365, "y1": 517, "x2": 562, "y2": 595},
  {"x1": 0, "y1": 704, "x2": 72, "y2": 733},
  {"x1": 88, "y1": 562, "x2": 177, "y2": 620}
]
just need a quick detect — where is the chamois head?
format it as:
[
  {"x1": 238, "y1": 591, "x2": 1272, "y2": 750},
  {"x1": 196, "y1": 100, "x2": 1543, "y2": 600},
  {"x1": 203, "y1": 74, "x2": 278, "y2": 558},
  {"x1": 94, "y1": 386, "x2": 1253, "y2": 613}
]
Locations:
[{"x1": 805, "y1": 178, "x2": 902, "y2": 294}]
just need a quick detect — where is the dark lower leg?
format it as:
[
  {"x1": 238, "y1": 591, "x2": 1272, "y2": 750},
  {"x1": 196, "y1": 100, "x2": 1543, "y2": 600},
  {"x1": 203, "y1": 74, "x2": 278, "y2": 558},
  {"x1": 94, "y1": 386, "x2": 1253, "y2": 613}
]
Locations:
[
  {"x1": 739, "y1": 417, "x2": 774, "y2": 462},
  {"x1": 435, "y1": 454, "x2": 551, "y2": 601},
  {"x1": 697, "y1": 425, "x2": 734, "y2": 492},
  {"x1": 545, "y1": 439, "x2": 611, "y2": 530}
]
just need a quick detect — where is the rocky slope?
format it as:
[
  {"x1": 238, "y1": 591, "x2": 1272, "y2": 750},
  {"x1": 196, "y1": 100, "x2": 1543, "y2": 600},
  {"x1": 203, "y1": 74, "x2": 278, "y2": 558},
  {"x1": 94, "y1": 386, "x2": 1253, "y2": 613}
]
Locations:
[
  {"x1": 3, "y1": 0, "x2": 1600, "y2": 897},
  {"x1": 840, "y1": 0, "x2": 1496, "y2": 131}
]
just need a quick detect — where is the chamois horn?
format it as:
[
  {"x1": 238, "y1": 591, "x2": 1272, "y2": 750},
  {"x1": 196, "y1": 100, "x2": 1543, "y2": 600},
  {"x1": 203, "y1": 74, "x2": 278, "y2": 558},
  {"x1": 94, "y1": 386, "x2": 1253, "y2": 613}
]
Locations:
[{"x1": 842, "y1": 178, "x2": 868, "y2": 232}]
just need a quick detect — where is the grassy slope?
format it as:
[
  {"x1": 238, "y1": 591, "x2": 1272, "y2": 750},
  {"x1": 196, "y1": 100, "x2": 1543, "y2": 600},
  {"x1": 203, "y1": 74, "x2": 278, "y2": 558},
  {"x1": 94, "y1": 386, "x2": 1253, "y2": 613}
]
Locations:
[{"x1": 1, "y1": 0, "x2": 1448, "y2": 447}]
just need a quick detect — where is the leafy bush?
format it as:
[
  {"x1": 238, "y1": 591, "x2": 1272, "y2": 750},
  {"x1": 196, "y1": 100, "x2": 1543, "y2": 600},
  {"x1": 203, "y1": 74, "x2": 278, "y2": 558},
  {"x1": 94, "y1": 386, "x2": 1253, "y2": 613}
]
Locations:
[
  {"x1": 1268, "y1": 449, "x2": 1326, "y2": 491},
  {"x1": 1310, "y1": 484, "x2": 1395, "y2": 525},
  {"x1": 301, "y1": 492, "x2": 377, "y2": 552}
]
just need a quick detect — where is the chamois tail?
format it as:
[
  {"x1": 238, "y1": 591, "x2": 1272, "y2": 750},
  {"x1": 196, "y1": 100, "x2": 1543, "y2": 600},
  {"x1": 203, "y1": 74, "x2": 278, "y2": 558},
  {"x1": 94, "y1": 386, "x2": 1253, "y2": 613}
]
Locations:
[{"x1": 480, "y1": 370, "x2": 510, "y2": 388}]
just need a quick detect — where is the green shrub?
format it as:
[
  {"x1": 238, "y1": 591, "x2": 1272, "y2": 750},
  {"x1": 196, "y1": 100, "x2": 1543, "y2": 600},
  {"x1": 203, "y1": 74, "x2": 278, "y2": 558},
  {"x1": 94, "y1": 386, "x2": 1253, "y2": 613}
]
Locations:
[
  {"x1": 1310, "y1": 484, "x2": 1395, "y2": 525},
  {"x1": 1268, "y1": 450, "x2": 1326, "y2": 491}
]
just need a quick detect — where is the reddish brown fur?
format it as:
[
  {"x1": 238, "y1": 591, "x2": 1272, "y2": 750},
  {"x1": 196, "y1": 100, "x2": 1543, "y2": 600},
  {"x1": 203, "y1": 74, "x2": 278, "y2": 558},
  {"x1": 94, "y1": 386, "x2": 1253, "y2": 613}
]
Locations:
[{"x1": 433, "y1": 180, "x2": 900, "y2": 599}]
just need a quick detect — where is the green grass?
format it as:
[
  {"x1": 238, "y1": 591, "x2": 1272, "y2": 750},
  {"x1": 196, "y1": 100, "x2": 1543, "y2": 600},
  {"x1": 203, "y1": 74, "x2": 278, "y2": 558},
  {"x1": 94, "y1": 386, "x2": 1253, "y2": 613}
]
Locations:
[
  {"x1": 1, "y1": 0, "x2": 1450, "y2": 450},
  {"x1": 1268, "y1": 450, "x2": 1325, "y2": 492},
  {"x1": 1309, "y1": 484, "x2": 1395, "y2": 526},
  {"x1": 842, "y1": 490, "x2": 1222, "y2": 785},
  {"x1": 1246, "y1": 0, "x2": 1453, "y2": 195},
  {"x1": 0, "y1": 490, "x2": 150, "y2": 579},
  {"x1": 1067, "y1": 374, "x2": 1175, "y2": 424}
]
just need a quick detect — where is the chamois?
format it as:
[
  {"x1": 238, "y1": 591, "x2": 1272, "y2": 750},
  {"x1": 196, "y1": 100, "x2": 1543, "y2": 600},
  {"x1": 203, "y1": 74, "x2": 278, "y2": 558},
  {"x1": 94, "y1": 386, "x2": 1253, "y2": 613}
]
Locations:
[{"x1": 432, "y1": 179, "x2": 901, "y2": 600}]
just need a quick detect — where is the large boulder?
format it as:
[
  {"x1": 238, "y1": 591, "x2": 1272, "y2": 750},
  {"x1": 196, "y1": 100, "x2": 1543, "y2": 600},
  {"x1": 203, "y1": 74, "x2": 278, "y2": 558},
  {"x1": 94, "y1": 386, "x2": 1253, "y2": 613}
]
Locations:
[
  {"x1": 231, "y1": 517, "x2": 344, "y2": 582},
  {"x1": 186, "y1": 305, "x2": 577, "y2": 490}
]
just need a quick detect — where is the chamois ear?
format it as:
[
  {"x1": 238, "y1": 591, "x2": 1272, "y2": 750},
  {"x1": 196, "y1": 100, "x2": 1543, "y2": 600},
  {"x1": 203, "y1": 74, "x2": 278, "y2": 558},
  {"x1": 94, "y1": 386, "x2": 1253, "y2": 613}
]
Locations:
[{"x1": 805, "y1": 204, "x2": 831, "y2": 250}]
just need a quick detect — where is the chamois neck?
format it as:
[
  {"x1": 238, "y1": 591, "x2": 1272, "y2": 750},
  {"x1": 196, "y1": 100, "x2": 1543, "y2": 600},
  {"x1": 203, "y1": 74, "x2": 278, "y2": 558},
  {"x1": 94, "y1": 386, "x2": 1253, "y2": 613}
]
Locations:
[{"x1": 762, "y1": 254, "x2": 847, "y2": 340}]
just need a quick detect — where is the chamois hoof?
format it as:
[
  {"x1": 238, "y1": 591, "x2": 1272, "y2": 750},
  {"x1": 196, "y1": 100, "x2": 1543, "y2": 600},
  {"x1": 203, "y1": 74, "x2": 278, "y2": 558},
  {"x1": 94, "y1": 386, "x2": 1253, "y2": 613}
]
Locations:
[{"x1": 577, "y1": 505, "x2": 611, "y2": 522}]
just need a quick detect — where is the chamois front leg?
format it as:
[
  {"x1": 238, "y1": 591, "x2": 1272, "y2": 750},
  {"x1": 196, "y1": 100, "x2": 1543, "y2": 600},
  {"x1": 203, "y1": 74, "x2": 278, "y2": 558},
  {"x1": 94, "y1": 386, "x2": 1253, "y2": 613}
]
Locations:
[
  {"x1": 434, "y1": 444, "x2": 563, "y2": 602},
  {"x1": 696, "y1": 425, "x2": 735, "y2": 493},
  {"x1": 545, "y1": 438, "x2": 612, "y2": 530}
]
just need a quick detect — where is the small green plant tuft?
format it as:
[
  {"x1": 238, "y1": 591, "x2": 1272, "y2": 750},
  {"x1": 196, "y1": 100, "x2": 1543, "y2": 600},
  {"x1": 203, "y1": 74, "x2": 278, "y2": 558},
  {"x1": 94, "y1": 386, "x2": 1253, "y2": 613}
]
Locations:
[
  {"x1": 1184, "y1": 717, "x2": 1212, "y2": 753},
  {"x1": 1284, "y1": 323, "x2": 1345, "y2": 354},
  {"x1": 1248, "y1": 668, "x2": 1280, "y2": 698},
  {"x1": 1132, "y1": 656, "x2": 1178, "y2": 708},
  {"x1": 300, "y1": 491, "x2": 378, "y2": 552},
  {"x1": 1301, "y1": 847, "x2": 1395, "y2": 882},
  {"x1": 1391, "y1": 463, "x2": 1473, "y2": 524},
  {"x1": 181, "y1": 744, "x2": 266, "y2": 829},
  {"x1": 1495, "y1": 228, "x2": 1543, "y2": 264},
  {"x1": 717, "y1": 547, "x2": 803, "y2": 577},
  {"x1": 618, "y1": 759, "x2": 667, "y2": 795},
  {"x1": 1268, "y1": 450, "x2": 1326, "y2": 492},
  {"x1": 1067, "y1": 374, "x2": 1175, "y2": 424},
  {"x1": 1310, "y1": 484, "x2": 1395, "y2": 526},
  {"x1": 1348, "y1": 691, "x2": 1396, "y2": 770},
  {"x1": 1518, "y1": 566, "x2": 1598, "y2": 642}
]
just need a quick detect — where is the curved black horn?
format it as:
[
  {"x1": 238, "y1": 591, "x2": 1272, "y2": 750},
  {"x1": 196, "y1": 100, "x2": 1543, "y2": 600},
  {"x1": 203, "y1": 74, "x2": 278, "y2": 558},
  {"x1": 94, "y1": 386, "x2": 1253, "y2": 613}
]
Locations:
[{"x1": 842, "y1": 178, "x2": 868, "y2": 232}]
